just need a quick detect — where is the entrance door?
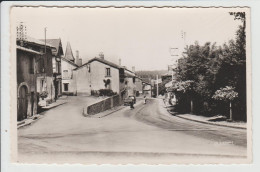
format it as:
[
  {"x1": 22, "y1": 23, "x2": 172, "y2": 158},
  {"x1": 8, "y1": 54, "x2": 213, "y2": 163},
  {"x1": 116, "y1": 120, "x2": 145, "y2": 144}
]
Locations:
[
  {"x1": 18, "y1": 86, "x2": 28, "y2": 121},
  {"x1": 54, "y1": 80, "x2": 58, "y2": 100},
  {"x1": 31, "y1": 92, "x2": 34, "y2": 116}
]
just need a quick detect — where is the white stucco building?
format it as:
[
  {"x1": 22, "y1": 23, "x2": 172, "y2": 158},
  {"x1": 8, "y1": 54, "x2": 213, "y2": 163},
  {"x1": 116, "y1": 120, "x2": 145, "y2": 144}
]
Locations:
[
  {"x1": 73, "y1": 57, "x2": 123, "y2": 96},
  {"x1": 61, "y1": 42, "x2": 78, "y2": 95},
  {"x1": 124, "y1": 68, "x2": 136, "y2": 97}
]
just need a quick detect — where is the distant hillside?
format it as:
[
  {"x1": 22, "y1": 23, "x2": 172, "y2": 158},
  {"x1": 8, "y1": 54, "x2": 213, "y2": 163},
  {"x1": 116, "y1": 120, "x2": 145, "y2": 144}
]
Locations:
[{"x1": 136, "y1": 70, "x2": 168, "y2": 80}]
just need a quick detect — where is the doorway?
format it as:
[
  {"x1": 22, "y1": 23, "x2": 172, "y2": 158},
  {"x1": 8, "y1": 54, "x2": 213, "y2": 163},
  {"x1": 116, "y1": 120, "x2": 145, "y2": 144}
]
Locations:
[{"x1": 18, "y1": 85, "x2": 28, "y2": 121}]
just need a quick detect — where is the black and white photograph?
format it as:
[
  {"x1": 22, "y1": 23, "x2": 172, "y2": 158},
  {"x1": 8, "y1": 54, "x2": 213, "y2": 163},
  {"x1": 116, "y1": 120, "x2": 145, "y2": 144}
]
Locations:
[{"x1": 9, "y1": 6, "x2": 251, "y2": 164}]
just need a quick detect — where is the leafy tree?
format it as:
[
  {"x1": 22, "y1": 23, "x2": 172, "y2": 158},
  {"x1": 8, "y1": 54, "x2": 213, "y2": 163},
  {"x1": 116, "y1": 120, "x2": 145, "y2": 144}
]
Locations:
[
  {"x1": 173, "y1": 80, "x2": 195, "y2": 113},
  {"x1": 170, "y1": 12, "x2": 247, "y2": 120},
  {"x1": 212, "y1": 86, "x2": 238, "y2": 121}
]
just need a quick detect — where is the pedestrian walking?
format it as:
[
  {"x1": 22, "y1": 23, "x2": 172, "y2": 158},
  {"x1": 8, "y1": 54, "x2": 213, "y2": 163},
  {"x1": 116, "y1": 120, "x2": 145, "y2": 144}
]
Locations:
[
  {"x1": 144, "y1": 96, "x2": 147, "y2": 104},
  {"x1": 130, "y1": 96, "x2": 135, "y2": 109}
]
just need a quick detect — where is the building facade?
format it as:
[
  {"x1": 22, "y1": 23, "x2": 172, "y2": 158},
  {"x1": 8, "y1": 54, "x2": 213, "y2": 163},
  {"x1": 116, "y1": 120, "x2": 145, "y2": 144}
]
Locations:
[
  {"x1": 17, "y1": 46, "x2": 40, "y2": 121},
  {"x1": 135, "y1": 77, "x2": 143, "y2": 96},
  {"x1": 61, "y1": 57, "x2": 78, "y2": 95},
  {"x1": 61, "y1": 42, "x2": 78, "y2": 95},
  {"x1": 73, "y1": 57, "x2": 121, "y2": 96},
  {"x1": 40, "y1": 38, "x2": 64, "y2": 99},
  {"x1": 143, "y1": 82, "x2": 152, "y2": 97},
  {"x1": 124, "y1": 68, "x2": 136, "y2": 97},
  {"x1": 16, "y1": 37, "x2": 56, "y2": 120}
]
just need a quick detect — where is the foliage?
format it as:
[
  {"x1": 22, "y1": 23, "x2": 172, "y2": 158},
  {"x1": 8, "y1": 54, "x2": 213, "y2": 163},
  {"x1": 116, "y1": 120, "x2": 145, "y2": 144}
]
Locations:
[
  {"x1": 39, "y1": 91, "x2": 48, "y2": 98},
  {"x1": 172, "y1": 80, "x2": 194, "y2": 93},
  {"x1": 91, "y1": 90, "x2": 100, "y2": 97},
  {"x1": 212, "y1": 86, "x2": 238, "y2": 101},
  {"x1": 172, "y1": 12, "x2": 246, "y2": 120},
  {"x1": 103, "y1": 79, "x2": 111, "y2": 88},
  {"x1": 99, "y1": 89, "x2": 117, "y2": 97}
]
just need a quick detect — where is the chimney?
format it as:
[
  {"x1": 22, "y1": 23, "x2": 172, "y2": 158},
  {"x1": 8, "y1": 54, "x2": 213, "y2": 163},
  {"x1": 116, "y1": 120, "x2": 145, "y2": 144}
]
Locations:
[
  {"x1": 76, "y1": 50, "x2": 79, "y2": 65},
  {"x1": 132, "y1": 66, "x2": 135, "y2": 73},
  {"x1": 99, "y1": 52, "x2": 104, "y2": 60},
  {"x1": 78, "y1": 58, "x2": 82, "y2": 66},
  {"x1": 119, "y1": 58, "x2": 121, "y2": 66}
]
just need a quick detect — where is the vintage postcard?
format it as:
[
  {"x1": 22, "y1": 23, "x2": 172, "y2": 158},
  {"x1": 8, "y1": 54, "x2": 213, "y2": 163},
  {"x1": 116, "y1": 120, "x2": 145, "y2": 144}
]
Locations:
[{"x1": 9, "y1": 5, "x2": 251, "y2": 164}]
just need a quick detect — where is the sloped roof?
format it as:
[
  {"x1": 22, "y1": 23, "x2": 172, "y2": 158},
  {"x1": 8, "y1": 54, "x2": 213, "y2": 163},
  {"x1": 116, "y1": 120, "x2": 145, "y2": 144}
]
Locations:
[
  {"x1": 75, "y1": 57, "x2": 122, "y2": 71},
  {"x1": 26, "y1": 36, "x2": 55, "y2": 48},
  {"x1": 39, "y1": 39, "x2": 63, "y2": 56},
  {"x1": 17, "y1": 45, "x2": 43, "y2": 55},
  {"x1": 64, "y1": 42, "x2": 75, "y2": 61},
  {"x1": 61, "y1": 57, "x2": 78, "y2": 67}
]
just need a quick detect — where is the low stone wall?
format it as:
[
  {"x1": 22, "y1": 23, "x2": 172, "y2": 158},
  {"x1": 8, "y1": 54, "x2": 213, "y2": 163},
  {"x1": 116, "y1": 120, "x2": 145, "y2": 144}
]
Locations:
[{"x1": 83, "y1": 95, "x2": 122, "y2": 116}]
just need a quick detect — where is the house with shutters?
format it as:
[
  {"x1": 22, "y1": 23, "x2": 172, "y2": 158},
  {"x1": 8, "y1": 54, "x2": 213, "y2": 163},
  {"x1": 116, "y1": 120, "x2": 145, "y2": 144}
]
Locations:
[{"x1": 61, "y1": 42, "x2": 78, "y2": 95}]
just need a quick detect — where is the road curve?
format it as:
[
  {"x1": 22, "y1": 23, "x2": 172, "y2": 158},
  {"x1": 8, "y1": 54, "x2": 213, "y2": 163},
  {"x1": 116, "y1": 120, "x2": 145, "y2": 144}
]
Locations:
[{"x1": 124, "y1": 98, "x2": 247, "y2": 147}]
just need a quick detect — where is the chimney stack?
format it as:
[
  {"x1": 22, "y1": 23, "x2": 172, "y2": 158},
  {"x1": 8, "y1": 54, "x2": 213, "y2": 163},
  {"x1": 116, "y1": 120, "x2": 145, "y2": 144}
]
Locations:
[
  {"x1": 119, "y1": 58, "x2": 121, "y2": 66},
  {"x1": 99, "y1": 52, "x2": 104, "y2": 60},
  {"x1": 132, "y1": 66, "x2": 135, "y2": 73},
  {"x1": 78, "y1": 58, "x2": 82, "y2": 66},
  {"x1": 76, "y1": 50, "x2": 79, "y2": 65}
]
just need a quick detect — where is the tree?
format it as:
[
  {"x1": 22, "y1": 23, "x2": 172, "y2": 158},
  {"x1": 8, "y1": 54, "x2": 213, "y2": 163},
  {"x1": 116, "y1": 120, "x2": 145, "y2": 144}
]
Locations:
[
  {"x1": 212, "y1": 86, "x2": 238, "y2": 121},
  {"x1": 172, "y1": 12, "x2": 247, "y2": 120},
  {"x1": 172, "y1": 80, "x2": 195, "y2": 113}
]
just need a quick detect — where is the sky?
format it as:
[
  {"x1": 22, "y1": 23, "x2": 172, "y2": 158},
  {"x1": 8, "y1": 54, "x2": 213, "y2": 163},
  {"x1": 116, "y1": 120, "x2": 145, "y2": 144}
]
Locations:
[{"x1": 12, "y1": 7, "x2": 244, "y2": 70}]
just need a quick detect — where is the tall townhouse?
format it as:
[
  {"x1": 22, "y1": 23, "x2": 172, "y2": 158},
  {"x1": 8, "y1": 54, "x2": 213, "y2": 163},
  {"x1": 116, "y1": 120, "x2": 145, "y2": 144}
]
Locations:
[{"x1": 61, "y1": 42, "x2": 78, "y2": 95}]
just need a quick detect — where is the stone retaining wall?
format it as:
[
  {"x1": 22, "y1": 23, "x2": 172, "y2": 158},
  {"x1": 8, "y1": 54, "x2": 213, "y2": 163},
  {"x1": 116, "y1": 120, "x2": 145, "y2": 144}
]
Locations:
[{"x1": 83, "y1": 95, "x2": 122, "y2": 116}]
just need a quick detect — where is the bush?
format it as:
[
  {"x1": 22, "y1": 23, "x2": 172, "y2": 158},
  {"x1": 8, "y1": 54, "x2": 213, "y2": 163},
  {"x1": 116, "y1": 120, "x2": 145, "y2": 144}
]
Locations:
[
  {"x1": 39, "y1": 91, "x2": 48, "y2": 99},
  {"x1": 98, "y1": 89, "x2": 117, "y2": 97},
  {"x1": 91, "y1": 90, "x2": 100, "y2": 97}
]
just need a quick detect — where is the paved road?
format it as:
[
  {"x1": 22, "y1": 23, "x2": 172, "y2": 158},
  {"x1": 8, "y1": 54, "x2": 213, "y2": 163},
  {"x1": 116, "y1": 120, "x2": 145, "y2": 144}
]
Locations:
[{"x1": 18, "y1": 97, "x2": 248, "y2": 164}]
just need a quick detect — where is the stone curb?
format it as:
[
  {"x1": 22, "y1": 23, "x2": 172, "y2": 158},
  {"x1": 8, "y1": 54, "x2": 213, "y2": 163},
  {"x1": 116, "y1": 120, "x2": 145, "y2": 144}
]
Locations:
[
  {"x1": 162, "y1": 100, "x2": 246, "y2": 130},
  {"x1": 41, "y1": 102, "x2": 67, "y2": 110},
  {"x1": 17, "y1": 115, "x2": 42, "y2": 129},
  {"x1": 174, "y1": 114, "x2": 246, "y2": 130}
]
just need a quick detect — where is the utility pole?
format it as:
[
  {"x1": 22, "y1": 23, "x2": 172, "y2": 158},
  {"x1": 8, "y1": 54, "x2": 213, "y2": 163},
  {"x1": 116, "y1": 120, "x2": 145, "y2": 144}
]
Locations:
[
  {"x1": 44, "y1": 27, "x2": 47, "y2": 54},
  {"x1": 169, "y1": 48, "x2": 178, "y2": 82}
]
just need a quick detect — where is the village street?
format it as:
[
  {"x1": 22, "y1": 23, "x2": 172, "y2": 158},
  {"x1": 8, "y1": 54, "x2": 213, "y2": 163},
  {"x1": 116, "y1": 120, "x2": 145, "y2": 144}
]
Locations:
[{"x1": 18, "y1": 96, "x2": 247, "y2": 164}]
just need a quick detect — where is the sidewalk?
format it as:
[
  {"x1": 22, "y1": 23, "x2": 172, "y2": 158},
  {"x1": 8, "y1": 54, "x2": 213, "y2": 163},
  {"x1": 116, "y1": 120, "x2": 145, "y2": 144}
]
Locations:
[
  {"x1": 161, "y1": 99, "x2": 247, "y2": 130},
  {"x1": 41, "y1": 96, "x2": 68, "y2": 110},
  {"x1": 175, "y1": 114, "x2": 246, "y2": 130},
  {"x1": 17, "y1": 97, "x2": 68, "y2": 129}
]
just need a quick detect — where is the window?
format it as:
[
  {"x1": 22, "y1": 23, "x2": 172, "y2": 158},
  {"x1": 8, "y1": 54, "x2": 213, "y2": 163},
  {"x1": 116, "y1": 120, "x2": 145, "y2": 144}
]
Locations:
[
  {"x1": 52, "y1": 58, "x2": 56, "y2": 73},
  {"x1": 37, "y1": 58, "x2": 45, "y2": 73},
  {"x1": 41, "y1": 80, "x2": 44, "y2": 92},
  {"x1": 64, "y1": 83, "x2": 69, "y2": 91},
  {"x1": 106, "y1": 68, "x2": 111, "y2": 77},
  {"x1": 63, "y1": 70, "x2": 68, "y2": 78}
]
